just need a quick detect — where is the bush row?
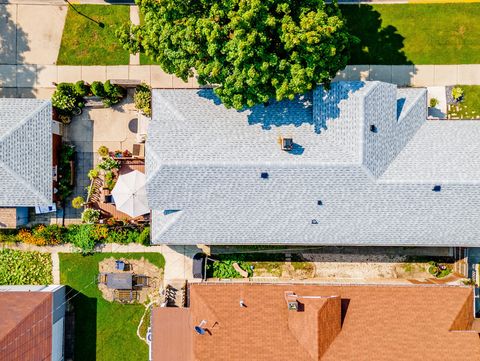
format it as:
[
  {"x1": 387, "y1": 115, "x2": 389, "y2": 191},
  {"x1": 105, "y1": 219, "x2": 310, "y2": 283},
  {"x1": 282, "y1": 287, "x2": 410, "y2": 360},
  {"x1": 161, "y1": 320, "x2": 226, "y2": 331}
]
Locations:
[{"x1": 0, "y1": 224, "x2": 150, "y2": 255}]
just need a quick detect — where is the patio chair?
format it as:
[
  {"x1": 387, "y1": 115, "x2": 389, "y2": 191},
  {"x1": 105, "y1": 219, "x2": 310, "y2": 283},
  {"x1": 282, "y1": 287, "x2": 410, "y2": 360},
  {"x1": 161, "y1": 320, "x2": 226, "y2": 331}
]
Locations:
[
  {"x1": 97, "y1": 273, "x2": 107, "y2": 284},
  {"x1": 133, "y1": 275, "x2": 149, "y2": 288},
  {"x1": 103, "y1": 194, "x2": 114, "y2": 204},
  {"x1": 115, "y1": 260, "x2": 125, "y2": 271}
]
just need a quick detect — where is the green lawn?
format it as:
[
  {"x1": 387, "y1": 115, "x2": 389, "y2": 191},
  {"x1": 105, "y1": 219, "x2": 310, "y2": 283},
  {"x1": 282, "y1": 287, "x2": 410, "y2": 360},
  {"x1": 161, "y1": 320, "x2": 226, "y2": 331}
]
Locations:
[
  {"x1": 59, "y1": 252, "x2": 165, "y2": 361},
  {"x1": 341, "y1": 4, "x2": 480, "y2": 64},
  {"x1": 57, "y1": 5, "x2": 130, "y2": 65},
  {"x1": 0, "y1": 249, "x2": 52, "y2": 285},
  {"x1": 447, "y1": 85, "x2": 480, "y2": 119}
]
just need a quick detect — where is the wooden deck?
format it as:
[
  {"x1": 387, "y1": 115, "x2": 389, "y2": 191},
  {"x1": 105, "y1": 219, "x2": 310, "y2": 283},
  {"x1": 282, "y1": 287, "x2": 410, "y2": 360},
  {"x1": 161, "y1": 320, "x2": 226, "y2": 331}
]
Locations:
[{"x1": 89, "y1": 159, "x2": 149, "y2": 222}]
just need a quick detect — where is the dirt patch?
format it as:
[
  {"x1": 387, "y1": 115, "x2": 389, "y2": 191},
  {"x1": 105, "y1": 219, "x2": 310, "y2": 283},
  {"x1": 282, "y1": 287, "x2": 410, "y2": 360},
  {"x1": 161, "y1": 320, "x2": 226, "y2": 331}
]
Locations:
[
  {"x1": 302, "y1": 253, "x2": 433, "y2": 280},
  {"x1": 98, "y1": 257, "x2": 163, "y2": 304}
]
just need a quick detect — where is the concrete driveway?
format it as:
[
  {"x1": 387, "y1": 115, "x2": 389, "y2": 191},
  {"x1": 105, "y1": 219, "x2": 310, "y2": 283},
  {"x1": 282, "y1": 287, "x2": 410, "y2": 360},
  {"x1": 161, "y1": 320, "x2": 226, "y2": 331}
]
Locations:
[{"x1": 0, "y1": 4, "x2": 67, "y2": 65}]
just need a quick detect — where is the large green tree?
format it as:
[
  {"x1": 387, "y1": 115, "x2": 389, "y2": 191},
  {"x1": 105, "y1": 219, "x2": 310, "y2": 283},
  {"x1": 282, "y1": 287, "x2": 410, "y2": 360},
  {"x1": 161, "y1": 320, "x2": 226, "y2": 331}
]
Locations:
[{"x1": 117, "y1": 0, "x2": 354, "y2": 109}]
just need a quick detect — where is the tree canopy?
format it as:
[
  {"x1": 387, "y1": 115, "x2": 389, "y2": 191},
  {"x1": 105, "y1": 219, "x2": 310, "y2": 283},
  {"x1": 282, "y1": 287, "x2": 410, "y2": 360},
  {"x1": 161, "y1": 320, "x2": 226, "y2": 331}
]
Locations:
[{"x1": 117, "y1": 0, "x2": 355, "y2": 109}]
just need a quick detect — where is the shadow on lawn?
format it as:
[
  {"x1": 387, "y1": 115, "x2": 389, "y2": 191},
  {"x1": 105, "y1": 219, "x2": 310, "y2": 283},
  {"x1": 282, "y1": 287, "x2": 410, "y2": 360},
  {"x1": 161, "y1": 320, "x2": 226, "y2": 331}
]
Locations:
[
  {"x1": 70, "y1": 289, "x2": 97, "y2": 361},
  {"x1": 341, "y1": 5, "x2": 412, "y2": 65}
]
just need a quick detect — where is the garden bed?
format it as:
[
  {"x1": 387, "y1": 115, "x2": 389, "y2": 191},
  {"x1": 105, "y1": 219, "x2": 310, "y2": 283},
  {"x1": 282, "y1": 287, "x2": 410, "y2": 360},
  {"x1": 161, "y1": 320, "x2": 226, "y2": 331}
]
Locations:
[
  {"x1": 0, "y1": 249, "x2": 52, "y2": 285},
  {"x1": 207, "y1": 253, "x2": 315, "y2": 279},
  {"x1": 446, "y1": 85, "x2": 480, "y2": 119}
]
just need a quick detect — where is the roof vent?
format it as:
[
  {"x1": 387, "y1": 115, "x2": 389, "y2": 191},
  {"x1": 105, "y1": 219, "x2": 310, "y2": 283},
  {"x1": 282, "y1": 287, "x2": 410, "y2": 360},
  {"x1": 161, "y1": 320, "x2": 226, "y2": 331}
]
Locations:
[
  {"x1": 285, "y1": 291, "x2": 299, "y2": 311},
  {"x1": 261, "y1": 172, "x2": 269, "y2": 179},
  {"x1": 317, "y1": 200, "x2": 323, "y2": 206},
  {"x1": 370, "y1": 125, "x2": 378, "y2": 133},
  {"x1": 194, "y1": 320, "x2": 207, "y2": 335},
  {"x1": 280, "y1": 137, "x2": 294, "y2": 151},
  {"x1": 311, "y1": 219, "x2": 318, "y2": 224},
  {"x1": 433, "y1": 185, "x2": 441, "y2": 192}
]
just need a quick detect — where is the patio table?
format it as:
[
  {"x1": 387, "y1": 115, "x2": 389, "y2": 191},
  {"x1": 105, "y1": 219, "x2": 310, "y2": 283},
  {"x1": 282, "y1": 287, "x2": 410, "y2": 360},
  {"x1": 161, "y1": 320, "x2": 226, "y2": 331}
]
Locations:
[{"x1": 106, "y1": 273, "x2": 133, "y2": 290}]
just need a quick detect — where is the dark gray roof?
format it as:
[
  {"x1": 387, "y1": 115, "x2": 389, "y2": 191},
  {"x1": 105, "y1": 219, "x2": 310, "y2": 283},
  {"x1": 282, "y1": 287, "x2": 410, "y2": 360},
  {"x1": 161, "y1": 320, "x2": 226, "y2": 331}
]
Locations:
[
  {"x1": 0, "y1": 99, "x2": 52, "y2": 206},
  {"x1": 146, "y1": 81, "x2": 480, "y2": 246}
]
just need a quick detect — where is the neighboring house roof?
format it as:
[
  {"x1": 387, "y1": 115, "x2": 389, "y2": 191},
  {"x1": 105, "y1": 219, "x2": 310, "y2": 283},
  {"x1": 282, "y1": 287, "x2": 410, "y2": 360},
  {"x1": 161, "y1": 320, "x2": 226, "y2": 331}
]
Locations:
[
  {"x1": 151, "y1": 283, "x2": 480, "y2": 361},
  {"x1": 0, "y1": 292, "x2": 52, "y2": 361},
  {"x1": 0, "y1": 99, "x2": 52, "y2": 206},
  {"x1": 147, "y1": 81, "x2": 480, "y2": 246}
]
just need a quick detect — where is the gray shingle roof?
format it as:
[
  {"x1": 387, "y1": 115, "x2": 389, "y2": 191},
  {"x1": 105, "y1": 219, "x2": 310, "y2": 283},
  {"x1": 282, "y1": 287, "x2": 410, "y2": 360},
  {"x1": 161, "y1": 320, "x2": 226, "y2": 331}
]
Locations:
[
  {"x1": 146, "y1": 81, "x2": 480, "y2": 246},
  {"x1": 0, "y1": 99, "x2": 52, "y2": 206}
]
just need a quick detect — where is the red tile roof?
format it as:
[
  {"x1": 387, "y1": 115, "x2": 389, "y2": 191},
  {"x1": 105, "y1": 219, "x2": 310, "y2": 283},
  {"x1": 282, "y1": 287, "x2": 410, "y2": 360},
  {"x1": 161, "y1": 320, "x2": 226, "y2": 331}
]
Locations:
[
  {"x1": 0, "y1": 292, "x2": 52, "y2": 361},
  {"x1": 152, "y1": 283, "x2": 480, "y2": 361}
]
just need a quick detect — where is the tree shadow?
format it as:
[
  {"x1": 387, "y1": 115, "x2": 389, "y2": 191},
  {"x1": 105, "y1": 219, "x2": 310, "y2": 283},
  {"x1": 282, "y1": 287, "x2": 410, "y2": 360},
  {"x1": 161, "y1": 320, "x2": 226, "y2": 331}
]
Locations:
[
  {"x1": 197, "y1": 82, "x2": 365, "y2": 135},
  {"x1": 69, "y1": 289, "x2": 98, "y2": 361},
  {"x1": 341, "y1": 5, "x2": 412, "y2": 65},
  {"x1": 0, "y1": 5, "x2": 37, "y2": 97}
]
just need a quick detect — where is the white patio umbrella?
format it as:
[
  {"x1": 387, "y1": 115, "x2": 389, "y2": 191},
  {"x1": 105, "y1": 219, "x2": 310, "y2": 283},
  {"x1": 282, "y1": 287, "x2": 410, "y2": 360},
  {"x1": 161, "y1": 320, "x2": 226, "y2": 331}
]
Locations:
[{"x1": 111, "y1": 170, "x2": 149, "y2": 217}]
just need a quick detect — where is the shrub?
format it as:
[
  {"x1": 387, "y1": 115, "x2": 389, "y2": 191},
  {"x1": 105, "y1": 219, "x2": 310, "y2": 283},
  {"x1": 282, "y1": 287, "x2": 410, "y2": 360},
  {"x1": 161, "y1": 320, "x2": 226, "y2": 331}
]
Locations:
[
  {"x1": 137, "y1": 227, "x2": 150, "y2": 245},
  {"x1": 88, "y1": 168, "x2": 99, "y2": 180},
  {"x1": 52, "y1": 82, "x2": 85, "y2": 115},
  {"x1": 104, "y1": 80, "x2": 125, "y2": 100},
  {"x1": 208, "y1": 259, "x2": 252, "y2": 279},
  {"x1": 91, "y1": 81, "x2": 106, "y2": 97},
  {"x1": 429, "y1": 98, "x2": 439, "y2": 107},
  {"x1": 0, "y1": 249, "x2": 52, "y2": 285},
  {"x1": 32, "y1": 225, "x2": 63, "y2": 245},
  {"x1": 428, "y1": 262, "x2": 452, "y2": 278},
  {"x1": 134, "y1": 83, "x2": 152, "y2": 116},
  {"x1": 98, "y1": 157, "x2": 120, "y2": 171},
  {"x1": 66, "y1": 224, "x2": 96, "y2": 255},
  {"x1": 75, "y1": 80, "x2": 90, "y2": 97},
  {"x1": 52, "y1": 91, "x2": 77, "y2": 114},
  {"x1": 72, "y1": 196, "x2": 85, "y2": 209},
  {"x1": 104, "y1": 171, "x2": 116, "y2": 190},
  {"x1": 452, "y1": 86, "x2": 464, "y2": 101},
  {"x1": 17, "y1": 225, "x2": 63, "y2": 246},
  {"x1": 58, "y1": 144, "x2": 75, "y2": 201},
  {"x1": 97, "y1": 145, "x2": 109, "y2": 157},
  {"x1": 0, "y1": 229, "x2": 20, "y2": 243},
  {"x1": 81, "y1": 208, "x2": 101, "y2": 224},
  {"x1": 91, "y1": 225, "x2": 109, "y2": 242}
]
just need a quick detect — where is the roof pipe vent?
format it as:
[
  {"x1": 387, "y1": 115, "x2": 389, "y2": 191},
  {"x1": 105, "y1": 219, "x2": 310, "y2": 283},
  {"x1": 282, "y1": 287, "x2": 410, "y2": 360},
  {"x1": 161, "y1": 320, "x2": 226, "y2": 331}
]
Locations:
[{"x1": 194, "y1": 320, "x2": 207, "y2": 335}]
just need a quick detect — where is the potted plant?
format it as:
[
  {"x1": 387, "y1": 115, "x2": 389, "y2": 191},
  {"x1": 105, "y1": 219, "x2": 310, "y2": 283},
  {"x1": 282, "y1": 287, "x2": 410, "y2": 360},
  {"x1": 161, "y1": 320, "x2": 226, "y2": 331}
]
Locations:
[
  {"x1": 97, "y1": 146, "x2": 109, "y2": 157},
  {"x1": 81, "y1": 208, "x2": 101, "y2": 224},
  {"x1": 71, "y1": 196, "x2": 85, "y2": 209}
]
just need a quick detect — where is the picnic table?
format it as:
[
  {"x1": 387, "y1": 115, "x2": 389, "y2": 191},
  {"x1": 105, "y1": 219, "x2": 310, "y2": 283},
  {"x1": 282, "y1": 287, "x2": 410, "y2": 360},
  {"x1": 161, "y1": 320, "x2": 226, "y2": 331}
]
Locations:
[{"x1": 106, "y1": 273, "x2": 133, "y2": 290}]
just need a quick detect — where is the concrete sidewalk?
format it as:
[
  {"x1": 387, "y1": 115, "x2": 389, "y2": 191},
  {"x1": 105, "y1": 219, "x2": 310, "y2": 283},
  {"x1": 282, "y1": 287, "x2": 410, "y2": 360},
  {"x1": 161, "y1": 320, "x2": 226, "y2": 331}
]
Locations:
[
  {"x1": 0, "y1": 64, "x2": 197, "y2": 89},
  {"x1": 2, "y1": 64, "x2": 480, "y2": 96},
  {"x1": 334, "y1": 64, "x2": 480, "y2": 86}
]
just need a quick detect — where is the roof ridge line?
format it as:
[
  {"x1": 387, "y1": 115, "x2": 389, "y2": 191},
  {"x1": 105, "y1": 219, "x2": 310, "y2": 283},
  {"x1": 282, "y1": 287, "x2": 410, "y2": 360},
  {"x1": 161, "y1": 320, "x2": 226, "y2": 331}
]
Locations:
[
  {"x1": 0, "y1": 100, "x2": 50, "y2": 143},
  {"x1": 0, "y1": 159, "x2": 50, "y2": 205}
]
